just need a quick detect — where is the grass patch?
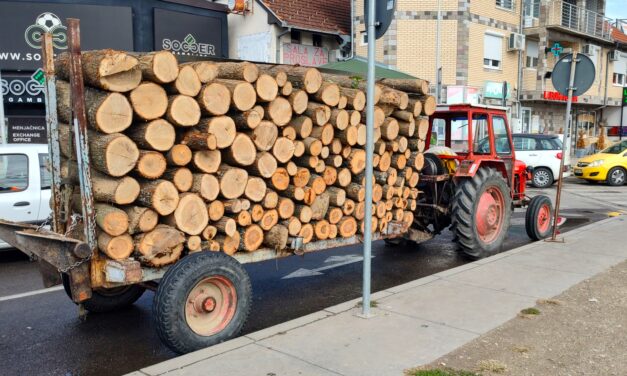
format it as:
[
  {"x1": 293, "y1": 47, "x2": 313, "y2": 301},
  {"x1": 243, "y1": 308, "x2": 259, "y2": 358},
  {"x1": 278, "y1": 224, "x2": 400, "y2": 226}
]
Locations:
[
  {"x1": 537, "y1": 298, "x2": 562, "y2": 306},
  {"x1": 520, "y1": 307, "x2": 540, "y2": 315},
  {"x1": 477, "y1": 359, "x2": 507, "y2": 373},
  {"x1": 408, "y1": 368, "x2": 479, "y2": 376}
]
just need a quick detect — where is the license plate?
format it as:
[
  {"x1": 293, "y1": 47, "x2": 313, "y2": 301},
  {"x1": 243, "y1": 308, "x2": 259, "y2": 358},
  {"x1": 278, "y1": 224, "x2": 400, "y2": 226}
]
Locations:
[{"x1": 574, "y1": 168, "x2": 582, "y2": 176}]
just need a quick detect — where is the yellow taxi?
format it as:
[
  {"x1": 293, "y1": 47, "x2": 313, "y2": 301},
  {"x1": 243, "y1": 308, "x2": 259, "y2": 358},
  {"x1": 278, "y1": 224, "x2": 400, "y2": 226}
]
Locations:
[{"x1": 574, "y1": 140, "x2": 627, "y2": 185}]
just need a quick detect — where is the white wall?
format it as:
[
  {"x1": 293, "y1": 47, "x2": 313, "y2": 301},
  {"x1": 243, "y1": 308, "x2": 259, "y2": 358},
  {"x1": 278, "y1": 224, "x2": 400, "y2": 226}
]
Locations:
[{"x1": 605, "y1": 107, "x2": 627, "y2": 128}]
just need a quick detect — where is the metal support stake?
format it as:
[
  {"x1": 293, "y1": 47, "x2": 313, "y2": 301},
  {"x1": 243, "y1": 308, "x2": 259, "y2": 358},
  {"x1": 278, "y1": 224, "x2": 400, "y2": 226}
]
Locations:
[
  {"x1": 0, "y1": 70, "x2": 5, "y2": 144},
  {"x1": 361, "y1": 0, "x2": 376, "y2": 317},
  {"x1": 67, "y1": 19, "x2": 98, "y2": 253},
  {"x1": 550, "y1": 52, "x2": 578, "y2": 241},
  {"x1": 41, "y1": 33, "x2": 63, "y2": 233}
]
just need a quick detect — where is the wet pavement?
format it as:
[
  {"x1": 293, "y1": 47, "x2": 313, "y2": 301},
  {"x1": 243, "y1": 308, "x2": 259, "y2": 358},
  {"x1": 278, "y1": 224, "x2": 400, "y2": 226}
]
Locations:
[{"x1": 0, "y1": 181, "x2": 618, "y2": 376}]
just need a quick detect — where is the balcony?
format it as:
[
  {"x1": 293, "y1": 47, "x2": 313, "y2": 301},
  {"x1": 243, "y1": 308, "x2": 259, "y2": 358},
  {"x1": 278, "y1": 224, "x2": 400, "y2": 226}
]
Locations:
[{"x1": 525, "y1": 0, "x2": 613, "y2": 41}]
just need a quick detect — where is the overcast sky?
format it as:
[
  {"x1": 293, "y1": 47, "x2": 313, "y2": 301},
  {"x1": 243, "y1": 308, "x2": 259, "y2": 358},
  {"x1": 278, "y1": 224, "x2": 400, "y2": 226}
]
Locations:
[{"x1": 606, "y1": 0, "x2": 627, "y2": 21}]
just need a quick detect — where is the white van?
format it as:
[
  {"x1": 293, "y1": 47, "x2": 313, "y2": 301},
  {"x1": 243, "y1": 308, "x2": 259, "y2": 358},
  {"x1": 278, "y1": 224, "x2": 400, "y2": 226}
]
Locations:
[{"x1": 0, "y1": 144, "x2": 51, "y2": 249}]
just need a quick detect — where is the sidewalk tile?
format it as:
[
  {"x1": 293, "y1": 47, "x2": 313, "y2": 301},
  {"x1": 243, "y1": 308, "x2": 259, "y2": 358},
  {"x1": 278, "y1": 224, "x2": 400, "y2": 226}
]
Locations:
[
  {"x1": 499, "y1": 246, "x2": 625, "y2": 275},
  {"x1": 140, "y1": 337, "x2": 254, "y2": 376},
  {"x1": 259, "y1": 308, "x2": 477, "y2": 376},
  {"x1": 323, "y1": 290, "x2": 393, "y2": 314},
  {"x1": 246, "y1": 311, "x2": 333, "y2": 341},
  {"x1": 433, "y1": 262, "x2": 482, "y2": 278},
  {"x1": 384, "y1": 275, "x2": 440, "y2": 294},
  {"x1": 444, "y1": 261, "x2": 588, "y2": 299},
  {"x1": 378, "y1": 279, "x2": 536, "y2": 334},
  {"x1": 164, "y1": 343, "x2": 340, "y2": 376}
]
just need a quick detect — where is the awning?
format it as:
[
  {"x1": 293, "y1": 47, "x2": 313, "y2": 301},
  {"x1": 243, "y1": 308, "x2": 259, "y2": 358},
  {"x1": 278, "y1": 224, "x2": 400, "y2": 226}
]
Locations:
[{"x1": 319, "y1": 56, "x2": 416, "y2": 79}]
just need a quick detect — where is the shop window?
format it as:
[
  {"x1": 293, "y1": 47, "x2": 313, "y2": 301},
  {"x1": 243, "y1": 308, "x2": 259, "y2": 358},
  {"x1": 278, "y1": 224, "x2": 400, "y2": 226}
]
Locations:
[
  {"x1": 290, "y1": 30, "x2": 301, "y2": 44},
  {"x1": 484, "y1": 34, "x2": 503, "y2": 69},
  {"x1": 525, "y1": 40, "x2": 538, "y2": 68},
  {"x1": 496, "y1": 0, "x2": 515, "y2": 11},
  {"x1": 0, "y1": 154, "x2": 28, "y2": 192},
  {"x1": 612, "y1": 73, "x2": 625, "y2": 86},
  {"x1": 312, "y1": 34, "x2": 322, "y2": 47}
]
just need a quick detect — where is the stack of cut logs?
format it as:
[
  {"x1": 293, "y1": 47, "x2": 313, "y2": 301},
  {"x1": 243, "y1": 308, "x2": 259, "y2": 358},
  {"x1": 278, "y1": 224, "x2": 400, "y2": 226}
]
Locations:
[{"x1": 56, "y1": 50, "x2": 435, "y2": 267}]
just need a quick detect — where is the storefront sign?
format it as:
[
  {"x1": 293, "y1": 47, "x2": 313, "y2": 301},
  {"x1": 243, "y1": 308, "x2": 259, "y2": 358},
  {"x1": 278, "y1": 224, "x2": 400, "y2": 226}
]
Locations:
[
  {"x1": 446, "y1": 86, "x2": 479, "y2": 105},
  {"x1": 2, "y1": 70, "x2": 45, "y2": 104},
  {"x1": 543, "y1": 91, "x2": 578, "y2": 102},
  {"x1": 622, "y1": 87, "x2": 627, "y2": 106},
  {"x1": 282, "y1": 43, "x2": 329, "y2": 67},
  {"x1": 7, "y1": 116, "x2": 46, "y2": 144},
  {"x1": 483, "y1": 81, "x2": 511, "y2": 99},
  {"x1": 154, "y1": 9, "x2": 223, "y2": 59},
  {"x1": 0, "y1": 2, "x2": 133, "y2": 70}
]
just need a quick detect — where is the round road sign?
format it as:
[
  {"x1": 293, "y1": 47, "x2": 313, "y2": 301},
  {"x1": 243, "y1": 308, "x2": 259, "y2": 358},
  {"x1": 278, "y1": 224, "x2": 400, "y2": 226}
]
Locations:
[{"x1": 551, "y1": 53, "x2": 595, "y2": 97}]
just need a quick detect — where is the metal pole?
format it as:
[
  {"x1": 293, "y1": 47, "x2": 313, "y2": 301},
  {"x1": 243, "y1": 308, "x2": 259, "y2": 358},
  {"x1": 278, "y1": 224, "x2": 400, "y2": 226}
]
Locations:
[
  {"x1": 361, "y1": 0, "x2": 376, "y2": 317},
  {"x1": 551, "y1": 52, "x2": 578, "y2": 241},
  {"x1": 0, "y1": 70, "x2": 6, "y2": 144},
  {"x1": 435, "y1": 0, "x2": 441, "y2": 103},
  {"x1": 620, "y1": 94, "x2": 624, "y2": 141}
]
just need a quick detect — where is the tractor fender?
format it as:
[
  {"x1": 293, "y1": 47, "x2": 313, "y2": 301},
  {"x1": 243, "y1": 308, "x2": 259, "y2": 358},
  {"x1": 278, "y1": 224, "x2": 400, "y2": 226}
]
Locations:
[{"x1": 454, "y1": 160, "x2": 508, "y2": 181}]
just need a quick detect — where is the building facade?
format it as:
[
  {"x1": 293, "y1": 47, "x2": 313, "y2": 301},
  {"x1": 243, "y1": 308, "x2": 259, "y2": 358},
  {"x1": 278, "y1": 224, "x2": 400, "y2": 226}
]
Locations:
[
  {"x1": 354, "y1": 0, "x2": 627, "y2": 148},
  {"x1": 220, "y1": 0, "x2": 350, "y2": 66}
]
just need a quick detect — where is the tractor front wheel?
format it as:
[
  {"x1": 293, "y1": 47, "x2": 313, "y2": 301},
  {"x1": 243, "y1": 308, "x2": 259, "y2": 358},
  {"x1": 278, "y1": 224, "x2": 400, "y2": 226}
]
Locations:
[
  {"x1": 525, "y1": 195, "x2": 553, "y2": 240},
  {"x1": 452, "y1": 168, "x2": 512, "y2": 259}
]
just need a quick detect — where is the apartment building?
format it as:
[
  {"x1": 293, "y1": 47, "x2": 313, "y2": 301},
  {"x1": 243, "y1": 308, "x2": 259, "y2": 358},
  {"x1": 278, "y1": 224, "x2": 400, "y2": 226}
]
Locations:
[{"x1": 353, "y1": 0, "x2": 627, "y2": 142}]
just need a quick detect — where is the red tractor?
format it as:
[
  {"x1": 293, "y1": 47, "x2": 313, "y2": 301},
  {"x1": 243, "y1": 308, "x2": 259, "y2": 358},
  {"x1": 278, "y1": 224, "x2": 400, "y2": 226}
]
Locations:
[{"x1": 394, "y1": 104, "x2": 554, "y2": 258}]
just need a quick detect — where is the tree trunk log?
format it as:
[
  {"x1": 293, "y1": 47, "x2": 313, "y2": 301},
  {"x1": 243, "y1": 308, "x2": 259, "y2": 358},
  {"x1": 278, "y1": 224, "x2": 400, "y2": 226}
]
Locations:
[
  {"x1": 95, "y1": 203, "x2": 129, "y2": 236},
  {"x1": 127, "y1": 119, "x2": 175, "y2": 151},
  {"x1": 56, "y1": 50, "x2": 141, "y2": 92},
  {"x1": 129, "y1": 82, "x2": 169, "y2": 120},
  {"x1": 123, "y1": 206, "x2": 158, "y2": 235},
  {"x1": 163, "y1": 193, "x2": 208, "y2": 235},
  {"x1": 166, "y1": 95, "x2": 201, "y2": 127},
  {"x1": 132, "y1": 51, "x2": 179, "y2": 84},
  {"x1": 137, "y1": 179, "x2": 180, "y2": 215},
  {"x1": 217, "y1": 165, "x2": 248, "y2": 199},
  {"x1": 214, "y1": 79, "x2": 257, "y2": 111},
  {"x1": 197, "y1": 82, "x2": 231, "y2": 116},
  {"x1": 166, "y1": 144, "x2": 192, "y2": 166},
  {"x1": 134, "y1": 225, "x2": 185, "y2": 267},
  {"x1": 263, "y1": 224, "x2": 289, "y2": 250},
  {"x1": 98, "y1": 232, "x2": 134, "y2": 260}
]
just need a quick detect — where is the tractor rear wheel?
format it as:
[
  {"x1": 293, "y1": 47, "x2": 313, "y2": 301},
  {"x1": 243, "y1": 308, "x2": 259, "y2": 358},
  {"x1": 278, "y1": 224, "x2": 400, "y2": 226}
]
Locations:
[
  {"x1": 452, "y1": 167, "x2": 512, "y2": 259},
  {"x1": 525, "y1": 195, "x2": 553, "y2": 240}
]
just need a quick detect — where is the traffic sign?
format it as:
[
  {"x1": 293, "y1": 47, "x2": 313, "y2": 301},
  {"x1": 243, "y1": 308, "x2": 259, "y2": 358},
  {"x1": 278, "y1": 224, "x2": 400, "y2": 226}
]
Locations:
[
  {"x1": 364, "y1": 0, "x2": 396, "y2": 40},
  {"x1": 551, "y1": 53, "x2": 595, "y2": 97}
]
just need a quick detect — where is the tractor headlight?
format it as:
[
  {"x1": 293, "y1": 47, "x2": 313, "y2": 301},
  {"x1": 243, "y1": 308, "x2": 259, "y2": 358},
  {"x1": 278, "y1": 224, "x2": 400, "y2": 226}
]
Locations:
[{"x1": 588, "y1": 160, "x2": 605, "y2": 167}]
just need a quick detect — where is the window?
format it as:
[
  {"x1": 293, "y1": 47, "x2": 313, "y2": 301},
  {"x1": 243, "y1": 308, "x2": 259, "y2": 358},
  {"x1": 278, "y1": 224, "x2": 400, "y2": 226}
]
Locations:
[
  {"x1": 484, "y1": 34, "x2": 503, "y2": 69},
  {"x1": 492, "y1": 116, "x2": 512, "y2": 155},
  {"x1": 449, "y1": 115, "x2": 470, "y2": 153},
  {"x1": 431, "y1": 118, "x2": 446, "y2": 146},
  {"x1": 473, "y1": 114, "x2": 490, "y2": 154},
  {"x1": 513, "y1": 137, "x2": 536, "y2": 151},
  {"x1": 525, "y1": 40, "x2": 539, "y2": 68},
  {"x1": 0, "y1": 154, "x2": 28, "y2": 192},
  {"x1": 496, "y1": 0, "x2": 515, "y2": 10},
  {"x1": 312, "y1": 34, "x2": 322, "y2": 47},
  {"x1": 39, "y1": 154, "x2": 51, "y2": 190},
  {"x1": 613, "y1": 57, "x2": 626, "y2": 86},
  {"x1": 290, "y1": 30, "x2": 301, "y2": 44},
  {"x1": 360, "y1": 32, "x2": 368, "y2": 46},
  {"x1": 523, "y1": 0, "x2": 540, "y2": 18}
]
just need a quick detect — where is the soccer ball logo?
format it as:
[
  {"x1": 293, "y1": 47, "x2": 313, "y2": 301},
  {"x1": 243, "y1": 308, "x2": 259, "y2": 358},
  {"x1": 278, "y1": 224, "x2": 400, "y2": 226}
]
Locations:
[
  {"x1": 36, "y1": 13, "x2": 62, "y2": 32},
  {"x1": 25, "y1": 12, "x2": 67, "y2": 49}
]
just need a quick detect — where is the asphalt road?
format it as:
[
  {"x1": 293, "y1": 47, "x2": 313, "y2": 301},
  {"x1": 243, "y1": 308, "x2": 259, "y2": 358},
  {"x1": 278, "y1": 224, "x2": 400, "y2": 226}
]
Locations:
[{"x1": 0, "y1": 180, "x2": 622, "y2": 376}]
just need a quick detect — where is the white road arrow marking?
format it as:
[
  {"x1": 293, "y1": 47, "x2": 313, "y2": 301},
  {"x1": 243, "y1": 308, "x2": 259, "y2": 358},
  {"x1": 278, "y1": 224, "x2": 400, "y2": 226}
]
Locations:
[{"x1": 281, "y1": 254, "x2": 374, "y2": 279}]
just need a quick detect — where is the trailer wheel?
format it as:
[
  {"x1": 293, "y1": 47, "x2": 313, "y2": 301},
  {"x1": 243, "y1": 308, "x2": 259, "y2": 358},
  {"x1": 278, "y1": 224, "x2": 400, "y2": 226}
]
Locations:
[
  {"x1": 61, "y1": 274, "x2": 145, "y2": 313},
  {"x1": 525, "y1": 195, "x2": 553, "y2": 241},
  {"x1": 153, "y1": 251, "x2": 252, "y2": 354},
  {"x1": 452, "y1": 167, "x2": 512, "y2": 259}
]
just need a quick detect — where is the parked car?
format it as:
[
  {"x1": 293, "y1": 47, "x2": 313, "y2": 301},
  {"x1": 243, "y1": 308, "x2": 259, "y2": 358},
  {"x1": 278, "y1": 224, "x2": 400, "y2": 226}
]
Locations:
[
  {"x1": 574, "y1": 140, "x2": 627, "y2": 186},
  {"x1": 0, "y1": 144, "x2": 51, "y2": 249},
  {"x1": 512, "y1": 134, "x2": 570, "y2": 188}
]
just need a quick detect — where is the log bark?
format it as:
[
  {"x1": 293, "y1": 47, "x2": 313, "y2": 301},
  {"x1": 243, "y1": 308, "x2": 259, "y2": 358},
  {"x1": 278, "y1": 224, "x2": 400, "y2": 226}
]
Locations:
[
  {"x1": 134, "y1": 225, "x2": 185, "y2": 267},
  {"x1": 127, "y1": 119, "x2": 175, "y2": 151},
  {"x1": 191, "y1": 173, "x2": 220, "y2": 201},
  {"x1": 326, "y1": 187, "x2": 347, "y2": 206},
  {"x1": 217, "y1": 62, "x2": 259, "y2": 83},
  {"x1": 263, "y1": 224, "x2": 289, "y2": 250},
  {"x1": 57, "y1": 80, "x2": 133, "y2": 134},
  {"x1": 133, "y1": 51, "x2": 179, "y2": 84},
  {"x1": 95, "y1": 203, "x2": 129, "y2": 236},
  {"x1": 214, "y1": 79, "x2": 257, "y2": 111},
  {"x1": 56, "y1": 50, "x2": 141, "y2": 92},
  {"x1": 89, "y1": 132, "x2": 139, "y2": 177},
  {"x1": 123, "y1": 206, "x2": 158, "y2": 235},
  {"x1": 137, "y1": 179, "x2": 180, "y2": 215},
  {"x1": 98, "y1": 232, "x2": 134, "y2": 260},
  {"x1": 378, "y1": 78, "x2": 429, "y2": 95}
]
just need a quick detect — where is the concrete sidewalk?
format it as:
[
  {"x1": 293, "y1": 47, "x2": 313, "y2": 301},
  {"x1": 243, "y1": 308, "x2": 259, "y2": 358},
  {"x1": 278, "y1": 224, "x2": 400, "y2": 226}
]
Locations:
[{"x1": 130, "y1": 216, "x2": 627, "y2": 376}]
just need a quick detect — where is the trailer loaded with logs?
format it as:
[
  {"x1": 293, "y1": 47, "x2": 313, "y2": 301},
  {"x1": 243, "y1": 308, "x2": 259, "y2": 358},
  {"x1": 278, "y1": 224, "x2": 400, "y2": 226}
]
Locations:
[{"x1": 0, "y1": 22, "x2": 553, "y2": 354}]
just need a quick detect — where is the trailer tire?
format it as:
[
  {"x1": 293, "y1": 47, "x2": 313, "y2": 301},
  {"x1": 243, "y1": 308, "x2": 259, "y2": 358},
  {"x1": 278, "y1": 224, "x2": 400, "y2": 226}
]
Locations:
[
  {"x1": 61, "y1": 274, "x2": 145, "y2": 313},
  {"x1": 452, "y1": 167, "x2": 512, "y2": 259},
  {"x1": 153, "y1": 252, "x2": 252, "y2": 354},
  {"x1": 525, "y1": 195, "x2": 553, "y2": 241}
]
